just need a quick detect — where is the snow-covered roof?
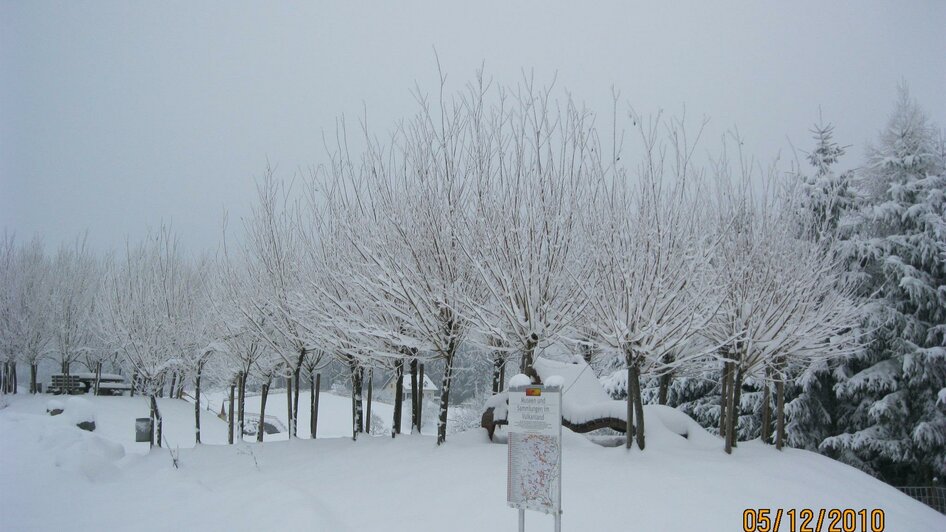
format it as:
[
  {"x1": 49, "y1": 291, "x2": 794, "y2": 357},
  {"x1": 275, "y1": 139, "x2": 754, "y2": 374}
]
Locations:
[{"x1": 384, "y1": 374, "x2": 438, "y2": 392}]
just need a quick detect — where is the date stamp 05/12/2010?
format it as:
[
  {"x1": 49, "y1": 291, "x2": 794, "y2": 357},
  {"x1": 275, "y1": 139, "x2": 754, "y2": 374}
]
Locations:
[{"x1": 742, "y1": 508, "x2": 885, "y2": 532}]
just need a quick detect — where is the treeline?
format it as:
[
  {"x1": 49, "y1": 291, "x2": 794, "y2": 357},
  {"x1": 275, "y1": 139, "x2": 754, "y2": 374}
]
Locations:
[{"x1": 0, "y1": 79, "x2": 942, "y2": 486}]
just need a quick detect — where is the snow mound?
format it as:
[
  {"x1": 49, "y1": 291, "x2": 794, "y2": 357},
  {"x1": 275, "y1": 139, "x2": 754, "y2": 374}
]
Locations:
[
  {"x1": 53, "y1": 430, "x2": 126, "y2": 482},
  {"x1": 544, "y1": 375, "x2": 565, "y2": 388},
  {"x1": 641, "y1": 404, "x2": 717, "y2": 448},
  {"x1": 65, "y1": 397, "x2": 96, "y2": 425},
  {"x1": 508, "y1": 374, "x2": 531, "y2": 388}
]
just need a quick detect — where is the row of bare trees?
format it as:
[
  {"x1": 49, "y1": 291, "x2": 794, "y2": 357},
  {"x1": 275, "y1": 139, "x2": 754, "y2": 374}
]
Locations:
[{"x1": 0, "y1": 75, "x2": 863, "y2": 452}]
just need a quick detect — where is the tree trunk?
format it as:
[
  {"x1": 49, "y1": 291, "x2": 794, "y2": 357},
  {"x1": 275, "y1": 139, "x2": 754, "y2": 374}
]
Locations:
[
  {"x1": 658, "y1": 371, "x2": 672, "y2": 405},
  {"x1": 492, "y1": 352, "x2": 505, "y2": 394},
  {"x1": 625, "y1": 364, "x2": 634, "y2": 449},
  {"x1": 353, "y1": 365, "x2": 364, "y2": 434},
  {"x1": 728, "y1": 366, "x2": 744, "y2": 451},
  {"x1": 94, "y1": 361, "x2": 102, "y2": 396},
  {"x1": 392, "y1": 359, "x2": 404, "y2": 437},
  {"x1": 238, "y1": 371, "x2": 246, "y2": 438},
  {"x1": 351, "y1": 373, "x2": 358, "y2": 441},
  {"x1": 437, "y1": 354, "x2": 455, "y2": 445},
  {"x1": 149, "y1": 394, "x2": 158, "y2": 448},
  {"x1": 286, "y1": 373, "x2": 294, "y2": 440},
  {"x1": 311, "y1": 372, "x2": 320, "y2": 439},
  {"x1": 258, "y1": 380, "x2": 271, "y2": 443},
  {"x1": 12, "y1": 362, "x2": 17, "y2": 393},
  {"x1": 293, "y1": 351, "x2": 304, "y2": 438},
  {"x1": 150, "y1": 394, "x2": 163, "y2": 448},
  {"x1": 719, "y1": 361, "x2": 732, "y2": 439},
  {"x1": 131, "y1": 371, "x2": 138, "y2": 397},
  {"x1": 417, "y1": 364, "x2": 425, "y2": 434},
  {"x1": 520, "y1": 335, "x2": 538, "y2": 373},
  {"x1": 365, "y1": 369, "x2": 373, "y2": 435},
  {"x1": 228, "y1": 382, "x2": 235, "y2": 444},
  {"x1": 775, "y1": 379, "x2": 786, "y2": 450},
  {"x1": 168, "y1": 372, "x2": 177, "y2": 400},
  {"x1": 631, "y1": 364, "x2": 645, "y2": 450},
  {"x1": 194, "y1": 369, "x2": 202, "y2": 444},
  {"x1": 761, "y1": 367, "x2": 772, "y2": 445},
  {"x1": 410, "y1": 358, "x2": 419, "y2": 433},
  {"x1": 30, "y1": 363, "x2": 38, "y2": 394}
]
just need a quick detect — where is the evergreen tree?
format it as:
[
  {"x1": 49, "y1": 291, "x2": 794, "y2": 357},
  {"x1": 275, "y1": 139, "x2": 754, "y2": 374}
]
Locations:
[
  {"x1": 784, "y1": 118, "x2": 857, "y2": 450},
  {"x1": 822, "y1": 87, "x2": 946, "y2": 485}
]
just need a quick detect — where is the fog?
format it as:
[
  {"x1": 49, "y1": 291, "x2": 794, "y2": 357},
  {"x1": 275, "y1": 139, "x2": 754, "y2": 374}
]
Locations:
[{"x1": 2, "y1": 0, "x2": 944, "y2": 251}]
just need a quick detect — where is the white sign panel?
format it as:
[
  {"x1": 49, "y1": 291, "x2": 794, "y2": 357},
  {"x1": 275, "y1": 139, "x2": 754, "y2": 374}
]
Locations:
[{"x1": 507, "y1": 385, "x2": 562, "y2": 516}]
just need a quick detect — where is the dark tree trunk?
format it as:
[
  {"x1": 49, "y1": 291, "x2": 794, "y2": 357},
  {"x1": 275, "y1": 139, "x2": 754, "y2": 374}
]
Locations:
[
  {"x1": 657, "y1": 371, "x2": 672, "y2": 406},
  {"x1": 491, "y1": 352, "x2": 505, "y2": 394},
  {"x1": 286, "y1": 373, "x2": 294, "y2": 440},
  {"x1": 719, "y1": 361, "x2": 732, "y2": 439},
  {"x1": 311, "y1": 372, "x2": 320, "y2": 439},
  {"x1": 350, "y1": 373, "x2": 357, "y2": 441},
  {"x1": 11, "y1": 362, "x2": 17, "y2": 394},
  {"x1": 631, "y1": 364, "x2": 645, "y2": 450},
  {"x1": 728, "y1": 366, "x2": 744, "y2": 451},
  {"x1": 520, "y1": 335, "x2": 538, "y2": 373},
  {"x1": 194, "y1": 369, "x2": 202, "y2": 444},
  {"x1": 775, "y1": 379, "x2": 786, "y2": 450},
  {"x1": 168, "y1": 372, "x2": 177, "y2": 400},
  {"x1": 417, "y1": 363, "x2": 425, "y2": 434},
  {"x1": 392, "y1": 359, "x2": 404, "y2": 437},
  {"x1": 150, "y1": 394, "x2": 163, "y2": 448},
  {"x1": 353, "y1": 365, "x2": 364, "y2": 434},
  {"x1": 625, "y1": 364, "x2": 634, "y2": 449},
  {"x1": 761, "y1": 367, "x2": 772, "y2": 445},
  {"x1": 437, "y1": 353, "x2": 455, "y2": 445},
  {"x1": 238, "y1": 371, "x2": 246, "y2": 438},
  {"x1": 410, "y1": 358, "x2": 419, "y2": 433},
  {"x1": 293, "y1": 351, "x2": 304, "y2": 438},
  {"x1": 258, "y1": 380, "x2": 271, "y2": 443},
  {"x1": 93, "y1": 361, "x2": 102, "y2": 396},
  {"x1": 228, "y1": 382, "x2": 235, "y2": 444},
  {"x1": 365, "y1": 369, "x2": 373, "y2": 435},
  {"x1": 30, "y1": 363, "x2": 38, "y2": 394},
  {"x1": 131, "y1": 371, "x2": 138, "y2": 397}
]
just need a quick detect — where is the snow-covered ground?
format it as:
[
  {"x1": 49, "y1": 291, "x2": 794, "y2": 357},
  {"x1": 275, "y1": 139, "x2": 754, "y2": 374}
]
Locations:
[{"x1": 1, "y1": 393, "x2": 942, "y2": 531}]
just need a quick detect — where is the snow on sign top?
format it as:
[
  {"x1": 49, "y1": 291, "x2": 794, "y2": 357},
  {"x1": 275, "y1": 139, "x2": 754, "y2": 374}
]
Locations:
[{"x1": 507, "y1": 383, "x2": 562, "y2": 517}]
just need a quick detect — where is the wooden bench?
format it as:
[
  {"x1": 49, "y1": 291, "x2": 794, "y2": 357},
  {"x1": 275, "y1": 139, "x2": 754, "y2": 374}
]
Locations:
[
  {"x1": 481, "y1": 356, "x2": 634, "y2": 440},
  {"x1": 49, "y1": 375, "x2": 87, "y2": 395},
  {"x1": 97, "y1": 381, "x2": 132, "y2": 396}
]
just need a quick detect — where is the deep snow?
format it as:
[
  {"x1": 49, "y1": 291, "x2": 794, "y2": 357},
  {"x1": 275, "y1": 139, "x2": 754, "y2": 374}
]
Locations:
[{"x1": 0, "y1": 393, "x2": 942, "y2": 531}]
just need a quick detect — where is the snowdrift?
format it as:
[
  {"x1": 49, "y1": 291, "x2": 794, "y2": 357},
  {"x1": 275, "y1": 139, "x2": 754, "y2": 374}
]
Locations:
[{"x1": 1, "y1": 393, "x2": 943, "y2": 531}]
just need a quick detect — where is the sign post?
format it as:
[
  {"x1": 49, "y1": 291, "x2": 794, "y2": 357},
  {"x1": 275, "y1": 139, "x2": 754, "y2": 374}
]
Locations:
[{"x1": 507, "y1": 380, "x2": 563, "y2": 532}]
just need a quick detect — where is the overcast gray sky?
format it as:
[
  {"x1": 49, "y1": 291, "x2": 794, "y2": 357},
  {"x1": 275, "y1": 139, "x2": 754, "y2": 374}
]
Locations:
[{"x1": 2, "y1": 1, "x2": 944, "y2": 252}]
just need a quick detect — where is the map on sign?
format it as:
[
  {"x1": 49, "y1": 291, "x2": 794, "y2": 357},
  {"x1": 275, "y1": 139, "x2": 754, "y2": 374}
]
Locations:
[{"x1": 507, "y1": 385, "x2": 562, "y2": 515}]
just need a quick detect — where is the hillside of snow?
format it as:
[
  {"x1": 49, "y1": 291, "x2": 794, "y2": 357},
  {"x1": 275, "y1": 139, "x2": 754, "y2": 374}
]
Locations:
[{"x1": 0, "y1": 393, "x2": 942, "y2": 531}]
